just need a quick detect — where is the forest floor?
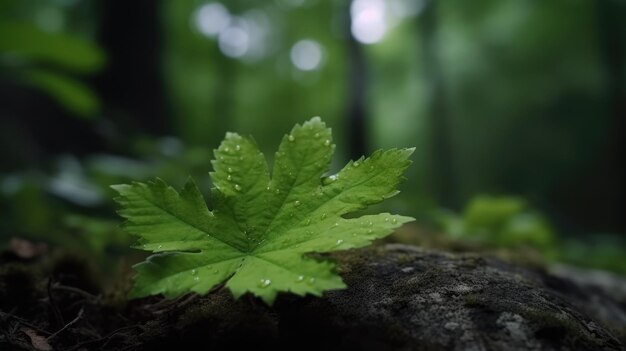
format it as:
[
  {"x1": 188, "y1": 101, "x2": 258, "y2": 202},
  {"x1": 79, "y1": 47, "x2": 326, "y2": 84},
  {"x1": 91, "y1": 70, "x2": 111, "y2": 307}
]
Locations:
[{"x1": 1, "y1": 239, "x2": 625, "y2": 351}]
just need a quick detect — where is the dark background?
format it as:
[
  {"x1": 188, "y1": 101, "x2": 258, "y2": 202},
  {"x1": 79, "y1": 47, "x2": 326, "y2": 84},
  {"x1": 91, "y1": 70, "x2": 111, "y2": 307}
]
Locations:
[{"x1": 1, "y1": 0, "x2": 625, "y2": 273}]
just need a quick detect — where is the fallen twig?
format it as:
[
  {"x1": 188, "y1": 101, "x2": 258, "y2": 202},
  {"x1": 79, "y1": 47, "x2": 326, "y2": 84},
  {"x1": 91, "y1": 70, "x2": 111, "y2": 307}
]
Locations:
[
  {"x1": 52, "y1": 283, "x2": 100, "y2": 301},
  {"x1": 47, "y1": 278, "x2": 64, "y2": 328},
  {"x1": 67, "y1": 324, "x2": 141, "y2": 351},
  {"x1": 0, "y1": 311, "x2": 51, "y2": 335},
  {"x1": 46, "y1": 307, "x2": 84, "y2": 341}
]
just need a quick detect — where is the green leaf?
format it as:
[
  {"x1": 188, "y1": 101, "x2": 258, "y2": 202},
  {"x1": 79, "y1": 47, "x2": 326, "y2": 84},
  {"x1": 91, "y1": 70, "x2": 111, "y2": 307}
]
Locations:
[
  {"x1": 113, "y1": 117, "x2": 415, "y2": 304},
  {"x1": 21, "y1": 68, "x2": 100, "y2": 118},
  {"x1": 0, "y1": 21, "x2": 105, "y2": 73}
]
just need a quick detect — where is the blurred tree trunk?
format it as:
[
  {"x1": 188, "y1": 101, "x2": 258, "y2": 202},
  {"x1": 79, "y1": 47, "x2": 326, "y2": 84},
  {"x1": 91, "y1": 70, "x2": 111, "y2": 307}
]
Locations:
[
  {"x1": 420, "y1": 0, "x2": 456, "y2": 208},
  {"x1": 345, "y1": 3, "x2": 367, "y2": 159},
  {"x1": 95, "y1": 0, "x2": 169, "y2": 136},
  {"x1": 597, "y1": 0, "x2": 626, "y2": 233}
]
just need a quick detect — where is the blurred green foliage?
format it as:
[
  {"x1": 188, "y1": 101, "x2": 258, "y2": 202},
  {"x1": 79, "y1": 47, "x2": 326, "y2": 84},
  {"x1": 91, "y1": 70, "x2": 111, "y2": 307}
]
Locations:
[
  {"x1": 0, "y1": 139, "x2": 213, "y2": 262},
  {"x1": 0, "y1": 4, "x2": 104, "y2": 118},
  {"x1": 434, "y1": 195, "x2": 556, "y2": 252},
  {"x1": 161, "y1": 1, "x2": 348, "y2": 153},
  {"x1": 560, "y1": 234, "x2": 626, "y2": 275},
  {"x1": 22, "y1": 68, "x2": 100, "y2": 116},
  {"x1": 432, "y1": 195, "x2": 626, "y2": 274},
  {"x1": 1, "y1": 0, "x2": 625, "y2": 276},
  {"x1": 0, "y1": 21, "x2": 103, "y2": 72}
]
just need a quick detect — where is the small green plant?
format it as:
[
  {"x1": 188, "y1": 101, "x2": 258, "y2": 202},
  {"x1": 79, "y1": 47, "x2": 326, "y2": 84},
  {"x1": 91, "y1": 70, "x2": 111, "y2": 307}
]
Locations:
[
  {"x1": 434, "y1": 195, "x2": 556, "y2": 250},
  {"x1": 112, "y1": 117, "x2": 414, "y2": 304}
]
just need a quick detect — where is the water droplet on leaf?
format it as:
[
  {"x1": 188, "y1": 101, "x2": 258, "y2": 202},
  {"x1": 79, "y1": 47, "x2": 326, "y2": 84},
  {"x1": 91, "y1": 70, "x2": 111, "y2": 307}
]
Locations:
[
  {"x1": 259, "y1": 279, "x2": 272, "y2": 288},
  {"x1": 288, "y1": 135, "x2": 295, "y2": 142},
  {"x1": 322, "y1": 174, "x2": 338, "y2": 185},
  {"x1": 234, "y1": 184, "x2": 242, "y2": 191}
]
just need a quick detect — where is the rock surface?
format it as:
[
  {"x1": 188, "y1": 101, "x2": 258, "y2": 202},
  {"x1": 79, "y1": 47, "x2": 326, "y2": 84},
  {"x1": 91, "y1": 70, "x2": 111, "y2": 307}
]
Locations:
[
  {"x1": 137, "y1": 244, "x2": 626, "y2": 350},
  {"x1": 1, "y1": 244, "x2": 625, "y2": 350}
]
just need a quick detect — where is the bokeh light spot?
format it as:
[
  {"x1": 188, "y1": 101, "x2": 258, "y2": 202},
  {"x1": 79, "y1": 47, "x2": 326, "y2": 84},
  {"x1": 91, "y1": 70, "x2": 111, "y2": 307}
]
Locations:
[
  {"x1": 194, "y1": 3, "x2": 231, "y2": 37},
  {"x1": 218, "y1": 25, "x2": 249, "y2": 58},
  {"x1": 290, "y1": 40, "x2": 323, "y2": 71},
  {"x1": 351, "y1": 0, "x2": 387, "y2": 44}
]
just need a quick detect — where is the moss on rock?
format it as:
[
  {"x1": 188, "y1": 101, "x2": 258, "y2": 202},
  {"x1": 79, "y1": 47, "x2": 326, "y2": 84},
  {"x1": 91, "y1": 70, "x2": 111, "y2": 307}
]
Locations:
[{"x1": 1, "y1": 244, "x2": 624, "y2": 350}]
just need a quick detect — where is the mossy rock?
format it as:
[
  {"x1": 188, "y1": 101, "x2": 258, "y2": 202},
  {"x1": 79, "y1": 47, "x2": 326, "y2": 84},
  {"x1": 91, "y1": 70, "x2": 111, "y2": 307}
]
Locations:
[
  {"x1": 1, "y1": 244, "x2": 624, "y2": 350},
  {"x1": 132, "y1": 244, "x2": 625, "y2": 350}
]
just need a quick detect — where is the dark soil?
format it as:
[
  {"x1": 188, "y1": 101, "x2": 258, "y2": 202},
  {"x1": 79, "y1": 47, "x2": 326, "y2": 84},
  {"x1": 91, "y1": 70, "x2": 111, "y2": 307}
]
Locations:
[{"x1": 0, "y1": 243, "x2": 624, "y2": 351}]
